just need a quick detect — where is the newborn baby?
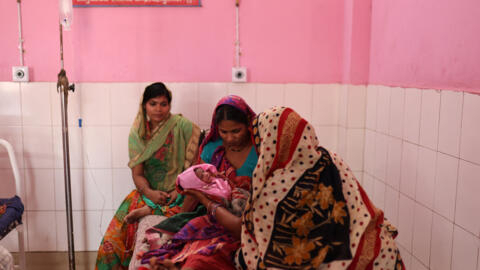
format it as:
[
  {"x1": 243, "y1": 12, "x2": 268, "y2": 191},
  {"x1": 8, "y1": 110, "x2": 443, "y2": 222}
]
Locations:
[
  {"x1": 124, "y1": 164, "x2": 231, "y2": 224},
  {"x1": 176, "y1": 163, "x2": 232, "y2": 201}
]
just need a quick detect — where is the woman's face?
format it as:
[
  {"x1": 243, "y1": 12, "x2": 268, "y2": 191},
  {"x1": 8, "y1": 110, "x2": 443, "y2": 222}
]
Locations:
[
  {"x1": 144, "y1": 95, "x2": 170, "y2": 126},
  {"x1": 218, "y1": 120, "x2": 249, "y2": 149}
]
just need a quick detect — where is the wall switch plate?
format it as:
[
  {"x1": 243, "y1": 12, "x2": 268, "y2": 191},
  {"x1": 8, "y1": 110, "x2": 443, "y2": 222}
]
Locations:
[
  {"x1": 232, "y1": 67, "x2": 247, "y2": 83},
  {"x1": 12, "y1": 66, "x2": 29, "y2": 82}
]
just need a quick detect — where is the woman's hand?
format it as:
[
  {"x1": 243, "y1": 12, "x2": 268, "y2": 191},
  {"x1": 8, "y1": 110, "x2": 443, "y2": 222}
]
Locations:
[
  {"x1": 145, "y1": 189, "x2": 170, "y2": 205},
  {"x1": 183, "y1": 189, "x2": 210, "y2": 207},
  {"x1": 166, "y1": 190, "x2": 178, "y2": 205},
  {"x1": 214, "y1": 170, "x2": 227, "y2": 179}
]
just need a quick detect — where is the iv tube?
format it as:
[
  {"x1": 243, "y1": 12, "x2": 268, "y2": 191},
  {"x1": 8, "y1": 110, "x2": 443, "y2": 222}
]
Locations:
[{"x1": 59, "y1": 0, "x2": 73, "y2": 31}]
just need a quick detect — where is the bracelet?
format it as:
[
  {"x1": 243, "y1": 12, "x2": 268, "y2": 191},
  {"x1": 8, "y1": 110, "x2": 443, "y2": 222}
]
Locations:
[
  {"x1": 206, "y1": 201, "x2": 214, "y2": 212},
  {"x1": 209, "y1": 203, "x2": 221, "y2": 217},
  {"x1": 138, "y1": 185, "x2": 147, "y2": 195}
]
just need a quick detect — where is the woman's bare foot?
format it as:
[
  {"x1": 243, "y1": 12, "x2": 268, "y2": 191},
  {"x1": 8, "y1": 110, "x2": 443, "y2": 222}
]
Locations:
[{"x1": 124, "y1": 206, "x2": 151, "y2": 224}]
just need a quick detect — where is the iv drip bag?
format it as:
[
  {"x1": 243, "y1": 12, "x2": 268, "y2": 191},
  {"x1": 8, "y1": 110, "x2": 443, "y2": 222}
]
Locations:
[{"x1": 59, "y1": 0, "x2": 73, "y2": 30}]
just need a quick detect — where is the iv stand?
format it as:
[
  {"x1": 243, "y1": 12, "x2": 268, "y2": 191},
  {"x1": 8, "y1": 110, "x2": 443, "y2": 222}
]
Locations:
[{"x1": 57, "y1": 23, "x2": 76, "y2": 270}]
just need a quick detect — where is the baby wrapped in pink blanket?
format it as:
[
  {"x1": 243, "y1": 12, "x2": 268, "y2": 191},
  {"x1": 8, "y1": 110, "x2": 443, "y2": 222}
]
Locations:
[{"x1": 176, "y1": 163, "x2": 231, "y2": 202}]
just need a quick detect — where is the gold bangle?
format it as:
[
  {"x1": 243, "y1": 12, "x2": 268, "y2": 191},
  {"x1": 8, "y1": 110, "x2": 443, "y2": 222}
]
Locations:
[{"x1": 209, "y1": 203, "x2": 221, "y2": 217}]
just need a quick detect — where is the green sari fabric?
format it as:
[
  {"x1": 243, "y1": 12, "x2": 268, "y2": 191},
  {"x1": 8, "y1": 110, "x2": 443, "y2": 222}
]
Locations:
[
  {"x1": 128, "y1": 105, "x2": 200, "y2": 192},
  {"x1": 95, "y1": 103, "x2": 200, "y2": 270}
]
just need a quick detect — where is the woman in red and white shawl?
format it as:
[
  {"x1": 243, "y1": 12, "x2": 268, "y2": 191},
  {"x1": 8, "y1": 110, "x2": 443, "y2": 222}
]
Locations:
[{"x1": 236, "y1": 107, "x2": 405, "y2": 270}]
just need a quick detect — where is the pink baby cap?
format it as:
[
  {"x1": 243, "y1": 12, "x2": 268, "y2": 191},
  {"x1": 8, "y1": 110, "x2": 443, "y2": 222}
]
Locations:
[{"x1": 176, "y1": 164, "x2": 232, "y2": 200}]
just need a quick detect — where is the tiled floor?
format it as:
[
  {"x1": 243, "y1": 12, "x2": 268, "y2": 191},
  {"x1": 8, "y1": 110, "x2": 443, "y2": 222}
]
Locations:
[{"x1": 11, "y1": 251, "x2": 97, "y2": 270}]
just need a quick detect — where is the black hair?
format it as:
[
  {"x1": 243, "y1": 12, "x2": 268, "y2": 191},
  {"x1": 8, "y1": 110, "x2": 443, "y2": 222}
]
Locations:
[
  {"x1": 142, "y1": 82, "x2": 172, "y2": 106},
  {"x1": 214, "y1": 104, "x2": 249, "y2": 126}
]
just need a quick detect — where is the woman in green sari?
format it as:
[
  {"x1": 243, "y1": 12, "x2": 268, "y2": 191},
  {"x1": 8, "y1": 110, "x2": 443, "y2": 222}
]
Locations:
[{"x1": 95, "y1": 82, "x2": 201, "y2": 270}]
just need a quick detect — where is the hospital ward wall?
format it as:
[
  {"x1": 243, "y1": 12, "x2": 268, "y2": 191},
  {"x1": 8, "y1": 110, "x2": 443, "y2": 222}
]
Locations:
[
  {"x1": 1, "y1": 0, "x2": 480, "y2": 269},
  {"x1": 363, "y1": 0, "x2": 480, "y2": 269}
]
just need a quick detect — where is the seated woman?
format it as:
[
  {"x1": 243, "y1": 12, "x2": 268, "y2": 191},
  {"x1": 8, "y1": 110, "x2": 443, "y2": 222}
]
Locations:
[
  {"x1": 236, "y1": 106, "x2": 405, "y2": 269},
  {"x1": 140, "y1": 95, "x2": 257, "y2": 270},
  {"x1": 95, "y1": 82, "x2": 201, "y2": 270}
]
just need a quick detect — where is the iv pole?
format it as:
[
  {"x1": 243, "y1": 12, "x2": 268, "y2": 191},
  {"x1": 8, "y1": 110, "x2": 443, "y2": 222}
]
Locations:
[{"x1": 57, "y1": 6, "x2": 76, "y2": 270}]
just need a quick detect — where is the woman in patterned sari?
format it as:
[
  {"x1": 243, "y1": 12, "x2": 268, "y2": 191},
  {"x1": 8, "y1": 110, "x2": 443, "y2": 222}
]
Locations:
[
  {"x1": 95, "y1": 82, "x2": 201, "y2": 270},
  {"x1": 236, "y1": 106, "x2": 405, "y2": 270},
  {"x1": 140, "y1": 95, "x2": 257, "y2": 270}
]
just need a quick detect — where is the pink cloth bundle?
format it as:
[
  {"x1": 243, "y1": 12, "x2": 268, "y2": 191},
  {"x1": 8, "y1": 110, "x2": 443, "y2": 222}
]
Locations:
[{"x1": 176, "y1": 164, "x2": 231, "y2": 200}]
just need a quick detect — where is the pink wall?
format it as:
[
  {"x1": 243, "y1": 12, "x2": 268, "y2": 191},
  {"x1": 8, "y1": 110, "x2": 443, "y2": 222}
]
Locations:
[
  {"x1": 369, "y1": 0, "x2": 480, "y2": 92},
  {"x1": 2, "y1": 0, "x2": 479, "y2": 91},
  {"x1": 0, "y1": 0, "x2": 344, "y2": 83}
]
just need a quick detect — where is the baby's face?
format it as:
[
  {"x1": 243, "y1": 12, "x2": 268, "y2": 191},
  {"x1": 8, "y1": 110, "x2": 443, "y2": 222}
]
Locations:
[{"x1": 194, "y1": 168, "x2": 212, "y2": 183}]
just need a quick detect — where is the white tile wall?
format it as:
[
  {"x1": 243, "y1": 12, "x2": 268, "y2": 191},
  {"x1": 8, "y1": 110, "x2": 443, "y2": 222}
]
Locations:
[
  {"x1": 362, "y1": 86, "x2": 480, "y2": 270},
  {"x1": 386, "y1": 136, "x2": 402, "y2": 190},
  {"x1": 434, "y1": 153, "x2": 459, "y2": 221},
  {"x1": 451, "y1": 226, "x2": 479, "y2": 270},
  {"x1": 438, "y1": 90, "x2": 463, "y2": 157},
  {"x1": 110, "y1": 83, "x2": 143, "y2": 126},
  {"x1": 314, "y1": 125, "x2": 338, "y2": 152},
  {"x1": 0, "y1": 82, "x2": 22, "y2": 126},
  {"x1": 169, "y1": 82, "x2": 199, "y2": 124},
  {"x1": 415, "y1": 147, "x2": 437, "y2": 209},
  {"x1": 111, "y1": 126, "x2": 130, "y2": 169},
  {"x1": 373, "y1": 178, "x2": 386, "y2": 209},
  {"x1": 460, "y1": 93, "x2": 480, "y2": 165},
  {"x1": 388, "y1": 87, "x2": 405, "y2": 138},
  {"x1": 384, "y1": 185, "x2": 399, "y2": 225},
  {"x1": 54, "y1": 168, "x2": 85, "y2": 211},
  {"x1": 398, "y1": 194, "x2": 415, "y2": 251},
  {"x1": 82, "y1": 127, "x2": 112, "y2": 169},
  {"x1": 312, "y1": 84, "x2": 339, "y2": 126},
  {"x1": 373, "y1": 132, "x2": 388, "y2": 181},
  {"x1": 345, "y1": 128, "x2": 364, "y2": 171},
  {"x1": 400, "y1": 141, "x2": 418, "y2": 198},
  {"x1": 20, "y1": 82, "x2": 52, "y2": 126},
  {"x1": 412, "y1": 257, "x2": 429, "y2": 270},
  {"x1": 0, "y1": 126, "x2": 24, "y2": 169},
  {"x1": 79, "y1": 83, "x2": 111, "y2": 127},
  {"x1": 27, "y1": 211, "x2": 57, "y2": 251},
  {"x1": 403, "y1": 88, "x2": 422, "y2": 144},
  {"x1": 412, "y1": 202, "x2": 433, "y2": 266},
  {"x1": 2, "y1": 82, "x2": 480, "y2": 262},
  {"x1": 338, "y1": 85, "x2": 348, "y2": 127},
  {"x1": 197, "y1": 83, "x2": 228, "y2": 127},
  {"x1": 419, "y1": 89, "x2": 441, "y2": 150},
  {"x1": 398, "y1": 244, "x2": 412, "y2": 269},
  {"x1": 23, "y1": 126, "x2": 54, "y2": 169},
  {"x1": 455, "y1": 160, "x2": 480, "y2": 236},
  {"x1": 363, "y1": 129, "x2": 376, "y2": 176},
  {"x1": 0, "y1": 223, "x2": 28, "y2": 252},
  {"x1": 346, "y1": 85, "x2": 366, "y2": 128},
  {"x1": 0, "y1": 168, "x2": 25, "y2": 199},
  {"x1": 25, "y1": 169, "x2": 55, "y2": 211},
  {"x1": 53, "y1": 126, "x2": 84, "y2": 169},
  {"x1": 365, "y1": 85, "x2": 378, "y2": 130},
  {"x1": 256, "y1": 84, "x2": 285, "y2": 114},
  {"x1": 430, "y1": 213, "x2": 454, "y2": 270},
  {"x1": 112, "y1": 168, "x2": 135, "y2": 208},
  {"x1": 284, "y1": 84, "x2": 313, "y2": 122},
  {"x1": 376, "y1": 85, "x2": 391, "y2": 134}
]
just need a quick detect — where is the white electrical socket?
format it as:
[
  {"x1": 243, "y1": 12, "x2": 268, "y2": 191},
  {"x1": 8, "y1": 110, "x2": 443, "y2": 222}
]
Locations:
[
  {"x1": 12, "y1": 66, "x2": 29, "y2": 82},
  {"x1": 232, "y1": 67, "x2": 247, "y2": 83}
]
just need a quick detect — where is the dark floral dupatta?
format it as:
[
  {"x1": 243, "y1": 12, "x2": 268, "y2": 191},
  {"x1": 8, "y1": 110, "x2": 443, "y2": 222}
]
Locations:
[{"x1": 237, "y1": 107, "x2": 405, "y2": 270}]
